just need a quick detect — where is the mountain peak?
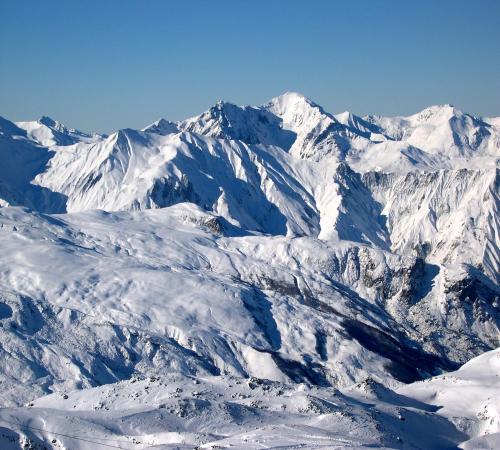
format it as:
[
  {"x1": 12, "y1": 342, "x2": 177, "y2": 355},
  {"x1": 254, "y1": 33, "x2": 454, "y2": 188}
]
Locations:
[
  {"x1": 261, "y1": 92, "x2": 335, "y2": 146},
  {"x1": 277, "y1": 91, "x2": 308, "y2": 100},
  {"x1": 414, "y1": 104, "x2": 461, "y2": 122},
  {"x1": 142, "y1": 118, "x2": 179, "y2": 135},
  {"x1": 335, "y1": 111, "x2": 353, "y2": 122},
  {"x1": 210, "y1": 100, "x2": 240, "y2": 116},
  {"x1": 178, "y1": 99, "x2": 296, "y2": 149},
  {"x1": 37, "y1": 116, "x2": 71, "y2": 134},
  {"x1": 38, "y1": 116, "x2": 58, "y2": 127},
  {"x1": 264, "y1": 91, "x2": 318, "y2": 111}
]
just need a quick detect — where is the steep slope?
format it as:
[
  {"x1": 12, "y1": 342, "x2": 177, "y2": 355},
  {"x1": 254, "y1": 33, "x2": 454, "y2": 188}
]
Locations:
[
  {"x1": 1, "y1": 95, "x2": 498, "y2": 273},
  {"x1": 364, "y1": 167, "x2": 500, "y2": 283},
  {"x1": 0, "y1": 117, "x2": 66, "y2": 212},
  {"x1": 2, "y1": 94, "x2": 498, "y2": 255},
  {"x1": 34, "y1": 129, "x2": 316, "y2": 236},
  {"x1": 179, "y1": 100, "x2": 296, "y2": 150}
]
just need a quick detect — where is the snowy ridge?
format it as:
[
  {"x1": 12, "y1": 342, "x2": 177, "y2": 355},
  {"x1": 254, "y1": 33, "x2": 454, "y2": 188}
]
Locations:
[
  {"x1": 16, "y1": 116, "x2": 100, "y2": 147},
  {"x1": 0, "y1": 93, "x2": 498, "y2": 448}
]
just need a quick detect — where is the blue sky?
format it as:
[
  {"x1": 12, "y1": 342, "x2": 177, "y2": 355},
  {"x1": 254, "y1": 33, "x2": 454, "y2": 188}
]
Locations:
[{"x1": 1, "y1": 0, "x2": 499, "y2": 133}]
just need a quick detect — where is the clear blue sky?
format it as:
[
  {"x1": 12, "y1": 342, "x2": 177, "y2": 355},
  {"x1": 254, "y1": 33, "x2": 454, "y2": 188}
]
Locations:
[{"x1": 1, "y1": 0, "x2": 499, "y2": 133}]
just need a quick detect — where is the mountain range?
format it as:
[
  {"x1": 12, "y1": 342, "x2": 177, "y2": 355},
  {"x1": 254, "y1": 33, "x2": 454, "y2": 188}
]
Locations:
[{"x1": 0, "y1": 92, "x2": 498, "y2": 449}]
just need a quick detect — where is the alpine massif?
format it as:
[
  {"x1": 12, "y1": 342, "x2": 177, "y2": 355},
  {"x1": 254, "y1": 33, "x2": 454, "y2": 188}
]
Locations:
[{"x1": 0, "y1": 92, "x2": 498, "y2": 449}]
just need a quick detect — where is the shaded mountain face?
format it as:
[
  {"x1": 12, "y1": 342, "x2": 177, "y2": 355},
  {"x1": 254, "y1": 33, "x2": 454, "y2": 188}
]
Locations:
[
  {"x1": 0, "y1": 118, "x2": 67, "y2": 212},
  {"x1": 0, "y1": 94, "x2": 498, "y2": 414},
  {"x1": 179, "y1": 100, "x2": 297, "y2": 150}
]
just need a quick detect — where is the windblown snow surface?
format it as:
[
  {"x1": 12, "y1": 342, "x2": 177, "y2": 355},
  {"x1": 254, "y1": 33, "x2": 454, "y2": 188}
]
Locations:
[{"x1": 0, "y1": 92, "x2": 498, "y2": 449}]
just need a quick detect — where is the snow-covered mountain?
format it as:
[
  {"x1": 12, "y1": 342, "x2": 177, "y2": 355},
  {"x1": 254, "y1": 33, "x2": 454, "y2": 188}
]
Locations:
[{"x1": 0, "y1": 93, "x2": 498, "y2": 448}]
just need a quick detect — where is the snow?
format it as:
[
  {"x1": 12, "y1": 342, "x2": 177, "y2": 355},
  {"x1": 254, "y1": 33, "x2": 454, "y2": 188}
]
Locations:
[
  {"x1": 142, "y1": 118, "x2": 179, "y2": 136},
  {"x1": 399, "y1": 348, "x2": 500, "y2": 449},
  {"x1": 0, "y1": 206, "x2": 447, "y2": 405},
  {"x1": 485, "y1": 116, "x2": 500, "y2": 129},
  {"x1": 16, "y1": 116, "x2": 100, "y2": 147},
  {"x1": 1, "y1": 350, "x2": 497, "y2": 449},
  {"x1": 0, "y1": 92, "x2": 498, "y2": 448}
]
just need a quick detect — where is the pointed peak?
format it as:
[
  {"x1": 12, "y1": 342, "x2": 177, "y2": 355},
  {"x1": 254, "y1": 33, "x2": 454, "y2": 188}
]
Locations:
[
  {"x1": 335, "y1": 111, "x2": 354, "y2": 122},
  {"x1": 142, "y1": 118, "x2": 179, "y2": 135},
  {"x1": 110, "y1": 128, "x2": 135, "y2": 147},
  {"x1": 212, "y1": 100, "x2": 228, "y2": 111},
  {"x1": 277, "y1": 91, "x2": 309, "y2": 101},
  {"x1": 202, "y1": 100, "x2": 260, "y2": 126},
  {"x1": 264, "y1": 91, "x2": 317, "y2": 109},
  {"x1": 414, "y1": 104, "x2": 461, "y2": 121},
  {"x1": 211, "y1": 100, "x2": 242, "y2": 113},
  {"x1": 114, "y1": 127, "x2": 138, "y2": 138},
  {"x1": 262, "y1": 92, "x2": 333, "y2": 133},
  {"x1": 335, "y1": 110, "x2": 370, "y2": 127}
]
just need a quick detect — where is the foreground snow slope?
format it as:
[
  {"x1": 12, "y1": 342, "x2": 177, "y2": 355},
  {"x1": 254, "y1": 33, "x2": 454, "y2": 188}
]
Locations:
[
  {"x1": 399, "y1": 348, "x2": 500, "y2": 449},
  {"x1": 1, "y1": 349, "x2": 497, "y2": 449}
]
